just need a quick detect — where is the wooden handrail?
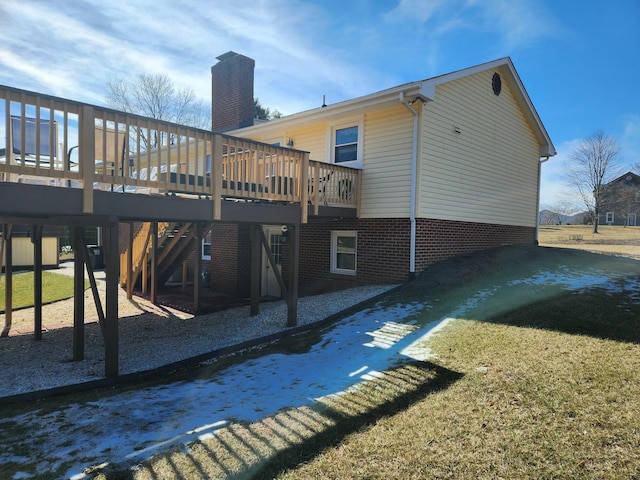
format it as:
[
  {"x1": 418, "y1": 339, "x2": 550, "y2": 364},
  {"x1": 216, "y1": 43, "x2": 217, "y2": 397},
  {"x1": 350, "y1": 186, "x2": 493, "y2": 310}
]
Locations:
[
  {"x1": 0, "y1": 85, "x2": 360, "y2": 222},
  {"x1": 120, "y1": 221, "x2": 169, "y2": 288}
]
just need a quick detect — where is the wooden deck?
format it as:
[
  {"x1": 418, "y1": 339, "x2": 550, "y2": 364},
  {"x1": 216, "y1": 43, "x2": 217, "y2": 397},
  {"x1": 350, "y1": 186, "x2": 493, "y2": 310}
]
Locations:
[
  {"x1": 0, "y1": 84, "x2": 360, "y2": 378},
  {"x1": 0, "y1": 84, "x2": 360, "y2": 222}
]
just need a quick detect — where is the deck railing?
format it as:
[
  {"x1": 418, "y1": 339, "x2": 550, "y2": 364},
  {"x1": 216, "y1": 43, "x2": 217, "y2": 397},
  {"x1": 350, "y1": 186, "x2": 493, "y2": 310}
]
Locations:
[{"x1": 0, "y1": 85, "x2": 360, "y2": 221}]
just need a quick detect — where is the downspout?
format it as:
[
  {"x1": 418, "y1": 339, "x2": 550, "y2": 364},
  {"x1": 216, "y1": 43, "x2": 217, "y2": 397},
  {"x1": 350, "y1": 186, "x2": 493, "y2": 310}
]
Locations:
[
  {"x1": 400, "y1": 92, "x2": 419, "y2": 280},
  {"x1": 536, "y1": 156, "x2": 550, "y2": 244}
]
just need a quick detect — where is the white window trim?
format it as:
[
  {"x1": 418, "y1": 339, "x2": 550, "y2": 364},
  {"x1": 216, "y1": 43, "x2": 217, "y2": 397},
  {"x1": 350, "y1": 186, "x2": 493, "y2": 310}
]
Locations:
[
  {"x1": 605, "y1": 211, "x2": 614, "y2": 224},
  {"x1": 331, "y1": 230, "x2": 357, "y2": 275},
  {"x1": 202, "y1": 232, "x2": 212, "y2": 260},
  {"x1": 326, "y1": 117, "x2": 364, "y2": 168}
]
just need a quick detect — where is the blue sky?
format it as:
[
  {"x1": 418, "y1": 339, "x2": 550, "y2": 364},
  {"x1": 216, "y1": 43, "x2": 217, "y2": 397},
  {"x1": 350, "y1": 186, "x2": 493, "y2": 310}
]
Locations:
[{"x1": 1, "y1": 0, "x2": 638, "y2": 209}]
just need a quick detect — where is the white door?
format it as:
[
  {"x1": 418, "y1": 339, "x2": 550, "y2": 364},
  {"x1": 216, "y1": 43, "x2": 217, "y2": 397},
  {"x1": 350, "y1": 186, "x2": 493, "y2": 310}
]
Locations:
[
  {"x1": 261, "y1": 226, "x2": 283, "y2": 297},
  {"x1": 628, "y1": 213, "x2": 637, "y2": 226}
]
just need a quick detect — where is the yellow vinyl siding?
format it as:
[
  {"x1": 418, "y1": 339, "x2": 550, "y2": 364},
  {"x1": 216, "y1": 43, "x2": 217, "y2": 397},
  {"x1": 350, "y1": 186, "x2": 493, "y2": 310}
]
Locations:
[
  {"x1": 360, "y1": 107, "x2": 414, "y2": 218},
  {"x1": 285, "y1": 124, "x2": 327, "y2": 161},
  {"x1": 420, "y1": 68, "x2": 540, "y2": 227},
  {"x1": 243, "y1": 108, "x2": 414, "y2": 218},
  {"x1": 253, "y1": 124, "x2": 327, "y2": 161}
]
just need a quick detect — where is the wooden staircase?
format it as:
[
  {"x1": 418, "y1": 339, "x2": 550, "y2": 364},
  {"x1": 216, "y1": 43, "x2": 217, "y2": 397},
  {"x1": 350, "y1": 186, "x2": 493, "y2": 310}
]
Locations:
[{"x1": 120, "y1": 221, "x2": 213, "y2": 294}]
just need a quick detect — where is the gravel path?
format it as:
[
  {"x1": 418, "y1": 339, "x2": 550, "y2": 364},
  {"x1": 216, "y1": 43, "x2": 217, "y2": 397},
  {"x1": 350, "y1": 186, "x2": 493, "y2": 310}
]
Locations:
[{"x1": 0, "y1": 282, "x2": 397, "y2": 399}]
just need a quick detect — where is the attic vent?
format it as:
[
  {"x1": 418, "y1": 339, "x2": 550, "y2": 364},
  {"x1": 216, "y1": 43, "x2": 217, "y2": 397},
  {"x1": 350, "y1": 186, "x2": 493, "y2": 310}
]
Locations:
[{"x1": 492, "y1": 72, "x2": 502, "y2": 96}]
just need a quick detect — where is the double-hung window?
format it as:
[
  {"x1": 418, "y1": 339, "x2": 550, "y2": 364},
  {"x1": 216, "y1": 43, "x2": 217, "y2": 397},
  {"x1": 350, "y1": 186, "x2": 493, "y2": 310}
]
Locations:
[
  {"x1": 329, "y1": 118, "x2": 363, "y2": 167},
  {"x1": 606, "y1": 212, "x2": 614, "y2": 224},
  {"x1": 334, "y1": 126, "x2": 358, "y2": 163},
  {"x1": 331, "y1": 230, "x2": 357, "y2": 275}
]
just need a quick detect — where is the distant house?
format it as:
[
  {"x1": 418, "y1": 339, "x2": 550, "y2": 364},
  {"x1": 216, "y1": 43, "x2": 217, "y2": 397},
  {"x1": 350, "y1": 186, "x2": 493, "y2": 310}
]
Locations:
[
  {"x1": 599, "y1": 172, "x2": 640, "y2": 226},
  {"x1": 209, "y1": 53, "x2": 556, "y2": 296}
]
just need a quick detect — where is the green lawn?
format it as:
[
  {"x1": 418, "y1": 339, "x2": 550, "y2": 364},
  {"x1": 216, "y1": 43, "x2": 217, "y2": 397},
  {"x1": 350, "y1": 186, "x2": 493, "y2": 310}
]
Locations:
[
  {"x1": 98, "y1": 245, "x2": 640, "y2": 480},
  {"x1": 0, "y1": 271, "x2": 79, "y2": 311}
]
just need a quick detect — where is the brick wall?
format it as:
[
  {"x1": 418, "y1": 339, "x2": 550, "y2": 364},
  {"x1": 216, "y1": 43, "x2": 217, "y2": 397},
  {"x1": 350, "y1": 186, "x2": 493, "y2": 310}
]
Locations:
[
  {"x1": 208, "y1": 223, "x2": 252, "y2": 297},
  {"x1": 282, "y1": 218, "x2": 412, "y2": 296},
  {"x1": 196, "y1": 217, "x2": 535, "y2": 298},
  {"x1": 211, "y1": 52, "x2": 255, "y2": 132},
  {"x1": 284, "y1": 217, "x2": 535, "y2": 296},
  {"x1": 414, "y1": 218, "x2": 536, "y2": 272}
]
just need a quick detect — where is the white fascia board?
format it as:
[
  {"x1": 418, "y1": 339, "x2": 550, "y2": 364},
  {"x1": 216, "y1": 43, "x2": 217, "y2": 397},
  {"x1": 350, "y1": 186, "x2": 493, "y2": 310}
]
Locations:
[{"x1": 229, "y1": 82, "x2": 434, "y2": 136}]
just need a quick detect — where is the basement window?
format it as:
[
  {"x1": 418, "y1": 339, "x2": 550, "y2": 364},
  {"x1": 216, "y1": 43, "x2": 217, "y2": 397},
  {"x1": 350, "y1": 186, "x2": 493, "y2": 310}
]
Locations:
[{"x1": 331, "y1": 230, "x2": 357, "y2": 275}]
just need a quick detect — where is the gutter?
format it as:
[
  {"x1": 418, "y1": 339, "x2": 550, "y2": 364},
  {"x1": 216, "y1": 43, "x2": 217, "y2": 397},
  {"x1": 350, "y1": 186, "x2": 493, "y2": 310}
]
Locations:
[{"x1": 399, "y1": 92, "x2": 419, "y2": 279}]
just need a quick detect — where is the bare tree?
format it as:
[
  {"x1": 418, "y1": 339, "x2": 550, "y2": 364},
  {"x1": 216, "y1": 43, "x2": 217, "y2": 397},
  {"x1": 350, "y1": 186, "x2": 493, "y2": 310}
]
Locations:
[
  {"x1": 106, "y1": 74, "x2": 210, "y2": 148},
  {"x1": 565, "y1": 130, "x2": 622, "y2": 233},
  {"x1": 539, "y1": 201, "x2": 581, "y2": 225}
]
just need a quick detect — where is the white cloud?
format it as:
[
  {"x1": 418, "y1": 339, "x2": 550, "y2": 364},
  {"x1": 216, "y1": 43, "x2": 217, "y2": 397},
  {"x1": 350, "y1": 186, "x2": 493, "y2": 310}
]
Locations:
[
  {"x1": 539, "y1": 138, "x2": 583, "y2": 210},
  {"x1": 0, "y1": 0, "x2": 386, "y2": 115},
  {"x1": 620, "y1": 114, "x2": 640, "y2": 168},
  {"x1": 384, "y1": 0, "x2": 447, "y2": 23},
  {"x1": 384, "y1": 0, "x2": 560, "y2": 56},
  {"x1": 470, "y1": 0, "x2": 561, "y2": 51}
]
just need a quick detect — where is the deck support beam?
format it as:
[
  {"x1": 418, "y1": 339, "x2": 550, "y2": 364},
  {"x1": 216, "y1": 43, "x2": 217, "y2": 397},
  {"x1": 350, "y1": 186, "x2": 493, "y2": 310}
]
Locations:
[
  {"x1": 193, "y1": 224, "x2": 202, "y2": 314},
  {"x1": 126, "y1": 222, "x2": 134, "y2": 299},
  {"x1": 1, "y1": 224, "x2": 12, "y2": 337},
  {"x1": 103, "y1": 220, "x2": 119, "y2": 377},
  {"x1": 286, "y1": 224, "x2": 299, "y2": 327},
  {"x1": 31, "y1": 225, "x2": 43, "y2": 340},
  {"x1": 250, "y1": 225, "x2": 261, "y2": 316},
  {"x1": 150, "y1": 222, "x2": 158, "y2": 305},
  {"x1": 71, "y1": 227, "x2": 85, "y2": 360}
]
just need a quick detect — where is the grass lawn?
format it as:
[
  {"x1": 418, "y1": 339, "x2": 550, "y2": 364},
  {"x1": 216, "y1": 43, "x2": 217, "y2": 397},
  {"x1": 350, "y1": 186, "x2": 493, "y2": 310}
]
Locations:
[
  {"x1": 97, "y1": 245, "x2": 639, "y2": 480},
  {"x1": 538, "y1": 224, "x2": 640, "y2": 243},
  {"x1": 539, "y1": 225, "x2": 640, "y2": 258},
  {"x1": 0, "y1": 271, "x2": 79, "y2": 311},
  {"x1": 273, "y1": 296, "x2": 639, "y2": 479}
]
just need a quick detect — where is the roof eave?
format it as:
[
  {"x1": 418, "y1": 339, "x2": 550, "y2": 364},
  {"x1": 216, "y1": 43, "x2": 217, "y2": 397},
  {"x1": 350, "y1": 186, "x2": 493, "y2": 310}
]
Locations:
[
  {"x1": 232, "y1": 58, "x2": 556, "y2": 158},
  {"x1": 229, "y1": 82, "x2": 433, "y2": 135}
]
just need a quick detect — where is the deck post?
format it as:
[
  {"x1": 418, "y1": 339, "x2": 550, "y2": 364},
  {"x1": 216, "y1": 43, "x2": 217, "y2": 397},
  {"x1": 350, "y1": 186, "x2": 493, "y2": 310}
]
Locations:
[
  {"x1": 150, "y1": 222, "x2": 158, "y2": 305},
  {"x1": 300, "y1": 152, "x2": 309, "y2": 224},
  {"x1": 250, "y1": 224, "x2": 261, "y2": 316},
  {"x1": 32, "y1": 225, "x2": 43, "y2": 340},
  {"x1": 287, "y1": 224, "x2": 299, "y2": 327},
  {"x1": 2, "y1": 224, "x2": 12, "y2": 337},
  {"x1": 80, "y1": 105, "x2": 95, "y2": 214},
  {"x1": 0, "y1": 224, "x2": 5, "y2": 280},
  {"x1": 71, "y1": 226, "x2": 85, "y2": 360},
  {"x1": 193, "y1": 224, "x2": 202, "y2": 314},
  {"x1": 212, "y1": 134, "x2": 223, "y2": 221},
  {"x1": 126, "y1": 222, "x2": 133, "y2": 299},
  {"x1": 103, "y1": 220, "x2": 119, "y2": 377}
]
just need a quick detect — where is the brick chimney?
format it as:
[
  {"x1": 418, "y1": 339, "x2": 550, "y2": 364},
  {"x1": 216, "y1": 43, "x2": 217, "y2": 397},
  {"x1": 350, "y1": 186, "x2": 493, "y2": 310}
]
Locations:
[{"x1": 211, "y1": 52, "x2": 255, "y2": 132}]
